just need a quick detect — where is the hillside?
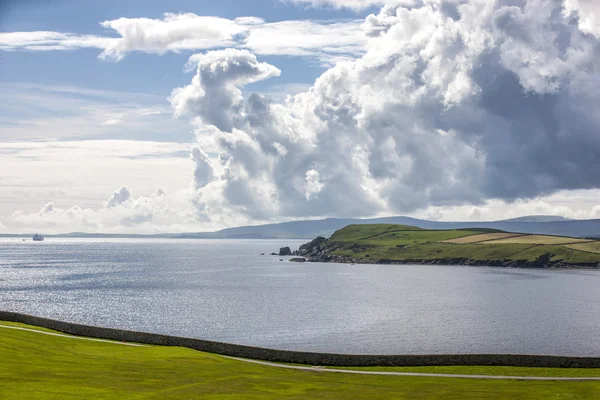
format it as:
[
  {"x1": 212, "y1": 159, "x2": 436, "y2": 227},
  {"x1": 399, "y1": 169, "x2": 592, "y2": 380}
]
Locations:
[
  {"x1": 174, "y1": 215, "x2": 600, "y2": 240},
  {"x1": 292, "y1": 224, "x2": 600, "y2": 268}
]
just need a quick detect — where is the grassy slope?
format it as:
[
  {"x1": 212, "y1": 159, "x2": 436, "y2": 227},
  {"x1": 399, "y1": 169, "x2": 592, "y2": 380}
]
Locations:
[
  {"x1": 328, "y1": 225, "x2": 600, "y2": 263},
  {"x1": 1, "y1": 322, "x2": 599, "y2": 399}
]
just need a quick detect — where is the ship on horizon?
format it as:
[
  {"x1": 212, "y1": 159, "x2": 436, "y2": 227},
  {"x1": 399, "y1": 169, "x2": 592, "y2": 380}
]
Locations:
[{"x1": 32, "y1": 234, "x2": 44, "y2": 241}]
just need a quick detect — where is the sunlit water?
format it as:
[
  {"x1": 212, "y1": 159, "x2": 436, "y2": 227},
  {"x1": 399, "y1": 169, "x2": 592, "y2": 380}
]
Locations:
[{"x1": 1, "y1": 238, "x2": 599, "y2": 355}]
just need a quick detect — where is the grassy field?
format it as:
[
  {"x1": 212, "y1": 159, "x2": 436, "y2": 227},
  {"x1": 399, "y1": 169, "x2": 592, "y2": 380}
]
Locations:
[
  {"x1": 566, "y1": 242, "x2": 600, "y2": 254},
  {"x1": 482, "y1": 235, "x2": 591, "y2": 245},
  {"x1": 442, "y1": 233, "x2": 523, "y2": 244},
  {"x1": 326, "y1": 224, "x2": 600, "y2": 264},
  {"x1": 1, "y1": 322, "x2": 599, "y2": 399}
]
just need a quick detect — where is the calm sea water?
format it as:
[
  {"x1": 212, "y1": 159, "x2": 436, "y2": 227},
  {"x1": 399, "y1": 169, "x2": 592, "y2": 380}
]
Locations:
[{"x1": 1, "y1": 238, "x2": 599, "y2": 356}]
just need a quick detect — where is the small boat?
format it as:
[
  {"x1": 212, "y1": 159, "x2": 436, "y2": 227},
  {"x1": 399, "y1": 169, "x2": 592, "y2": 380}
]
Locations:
[{"x1": 32, "y1": 234, "x2": 44, "y2": 241}]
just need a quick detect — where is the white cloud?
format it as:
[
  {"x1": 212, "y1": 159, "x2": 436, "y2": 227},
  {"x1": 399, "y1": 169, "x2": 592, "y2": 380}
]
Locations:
[
  {"x1": 190, "y1": 146, "x2": 216, "y2": 188},
  {"x1": 304, "y1": 169, "x2": 325, "y2": 200},
  {"x1": 0, "y1": 14, "x2": 367, "y2": 64},
  {"x1": 170, "y1": 49, "x2": 281, "y2": 131},
  {"x1": 4, "y1": 186, "x2": 206, "y2": 234},
  {"x1": 101, "y1": 118, "x2": 124, "y2": 126},
  {"x1": 281, "y1": 0, "x2": 393, "y2": 10},
  {"x1": 413, "y1": 190, "x2": 600, "y2": 222},
  {"x1": 243, "y1": 19, "x2": 366, "y2": 59},
  {"x1": 98, "y1": 13, "x2": 254, "y2": 61},
  {"x1": 256, "y1": 83, "x2": 313, "y2": 102},
  {"x1": 564, "y1": 0, "x2": 600, "y2": 38},
  {"x1": 107, "y1": 186, "x2": 132, "y2": 208},
  {"x1": 0, "y1": 31, "x2": 115, "y2": 51}
]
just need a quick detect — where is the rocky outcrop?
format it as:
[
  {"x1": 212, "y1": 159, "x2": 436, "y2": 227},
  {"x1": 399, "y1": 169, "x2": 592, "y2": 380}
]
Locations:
[
  {"x1": 289, "y1": 257, "x2": 306, "y2": 262},
  {"x1": 297, "y1": 236, "x2": 328, "y2": 257},
  {"x1": 278, "y1": 247, "x2": 292, "y2": 256}
]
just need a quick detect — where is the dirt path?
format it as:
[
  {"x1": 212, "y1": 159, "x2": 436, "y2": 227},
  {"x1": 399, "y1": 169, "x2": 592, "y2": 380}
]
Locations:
[
  {"x1": 0, "y1": 324, "x2": 148, "y2": 347},
  {"x1": 222, "y1": 356, "x2": 600, "y2": 381}
]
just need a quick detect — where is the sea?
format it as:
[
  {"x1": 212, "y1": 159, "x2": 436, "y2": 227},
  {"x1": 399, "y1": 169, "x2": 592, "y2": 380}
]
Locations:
[{"x1": 1, "y1": 238, "x2": 599, "y2": 356}]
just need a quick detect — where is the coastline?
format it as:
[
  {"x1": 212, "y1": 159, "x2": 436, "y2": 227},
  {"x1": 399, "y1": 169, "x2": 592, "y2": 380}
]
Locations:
[
  {"x1": 2, "y1": 310, "x2": 600, "y2": 368},
  {"x1": 282, "y1": 226, "x2": 600, "y2": 269},
  {"x1": 300, "y1": 255, "x2": 600, "y2": 269}
]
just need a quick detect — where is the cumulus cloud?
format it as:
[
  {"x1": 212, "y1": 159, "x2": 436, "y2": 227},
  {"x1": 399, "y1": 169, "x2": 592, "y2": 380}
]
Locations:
[
  {"x1": 3, "y1": 186, "x2": 207, "y2": 234},
  {"x1": 564, "y1": 0, "x2": 600, "y2": 37},
  {"x1": 167, "y1": 0, "x2": 600, "y2": 226},
  {"x1": 171, "y1": 49, "x2": 281, "y2": 131},
  {"x1": 106, "y1": 186, "x2": 132, "y2": 208},
  {"x1": 190, "y1": 147, "x2": 216, "y2": 188},
  {"x1": 304, "y1": 170, "x2": 325, "y2": 200},
  {"x1": 98, "y1": 13, "x2": 253, "y2": 61},
  {"x1": 281, "y1": 0, "x2": 394, "y2": 10}
]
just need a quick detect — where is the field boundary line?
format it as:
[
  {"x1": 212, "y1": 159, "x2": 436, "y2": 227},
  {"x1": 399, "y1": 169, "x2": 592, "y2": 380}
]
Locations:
[
  {"x1": 443, "y1": 233, "x2": 526, "y2": 244},
  {"x1": 470, "y1": 234, "x2": 527, "y2": 244},
  {"x1": 502, "y1": 244, "x2": 540, "y2": 259},
  {"x1": 564, "y1": 244, "x2": 600, "y2": 257}
]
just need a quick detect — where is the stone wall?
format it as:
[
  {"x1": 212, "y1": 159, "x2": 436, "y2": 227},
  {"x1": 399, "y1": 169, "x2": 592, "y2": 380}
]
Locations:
[{"x1": 1, "y1": 311, "x2": 599, "y2": 368}]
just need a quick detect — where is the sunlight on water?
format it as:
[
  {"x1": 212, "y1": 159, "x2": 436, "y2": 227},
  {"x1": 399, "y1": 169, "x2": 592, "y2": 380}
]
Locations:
[{"x1": 1, "y1": 238, "x2": 599, "y2": 355}]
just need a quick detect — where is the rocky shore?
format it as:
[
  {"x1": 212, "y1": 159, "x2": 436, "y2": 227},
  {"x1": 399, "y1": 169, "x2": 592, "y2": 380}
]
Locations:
[{"x1": 276, "y1": 237, "x2": 600, "y2": 269}]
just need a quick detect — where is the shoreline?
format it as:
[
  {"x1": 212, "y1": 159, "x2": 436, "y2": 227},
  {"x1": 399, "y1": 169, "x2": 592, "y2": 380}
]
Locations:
[
  {"x1": 2, "y1": 311, "x2": 600, "y2": 368},
  {"x1": 299, "y1": 255, "x2": 600, "y2": 269}
]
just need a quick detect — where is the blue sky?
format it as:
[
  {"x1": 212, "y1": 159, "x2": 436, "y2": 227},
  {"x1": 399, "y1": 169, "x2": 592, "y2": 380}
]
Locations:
[
  {"x1": 1, "y1": 0, "x2": 600, "y2": 233},
  {"x1": 0, "y1": 0, "x2": 371, "y2": 96}
]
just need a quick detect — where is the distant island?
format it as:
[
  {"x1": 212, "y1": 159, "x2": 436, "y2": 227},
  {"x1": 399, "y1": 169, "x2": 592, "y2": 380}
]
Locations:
[{"x1": 284, "y1": 224, "x2": 600, "y2": 269}]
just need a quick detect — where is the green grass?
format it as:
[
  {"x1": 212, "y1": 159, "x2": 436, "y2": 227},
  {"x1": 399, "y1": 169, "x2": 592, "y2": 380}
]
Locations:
[
  {"x1": 333, "y1": 241, "x2": 536, "y2": 261},
  {"x1": 329, "y1": 224, "x2": 425, "y2": 241},
  {"x1": 326, "y1": 224, "x2": 600, "y2": 264},
  {"x1": 331, "y1": 365, "x2": 600, "y2": 378},
  {"x1": 482, "y1": 235, "x2": 591, "y2": 245},
  {"x1": 1, "y1": 322, "x2": 599, "y2": 399},
  {"x1": 566, "y1": 242, "x2": 600, "y2": 254}
]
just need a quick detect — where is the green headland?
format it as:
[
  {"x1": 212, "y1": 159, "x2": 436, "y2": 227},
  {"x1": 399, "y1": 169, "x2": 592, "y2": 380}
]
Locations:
[{"x1": 292, "y1": 224, "x2": 600, "y2": 267}]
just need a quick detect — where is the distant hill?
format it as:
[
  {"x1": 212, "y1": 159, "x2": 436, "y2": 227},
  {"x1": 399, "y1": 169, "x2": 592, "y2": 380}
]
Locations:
[
  {"x1": 498, "y1": 215, "x2": 572, "y2": 223},
  {"x1": 174, "y1": 215, "x2": 600, "y2": 239},
  {"x1": 5, "y1": 215, "x2": 600, "y2": 240}
]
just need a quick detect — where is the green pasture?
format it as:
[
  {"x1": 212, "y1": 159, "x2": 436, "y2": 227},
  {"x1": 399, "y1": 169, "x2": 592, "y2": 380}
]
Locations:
[{"x1": 1, "y1": 322, "x2": 599, "y2": 399}]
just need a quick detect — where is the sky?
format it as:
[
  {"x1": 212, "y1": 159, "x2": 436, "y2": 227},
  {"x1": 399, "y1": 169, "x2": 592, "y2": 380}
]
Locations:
[{"x1": 1, "y1": 0, "x2": 600, "y2": 234}]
